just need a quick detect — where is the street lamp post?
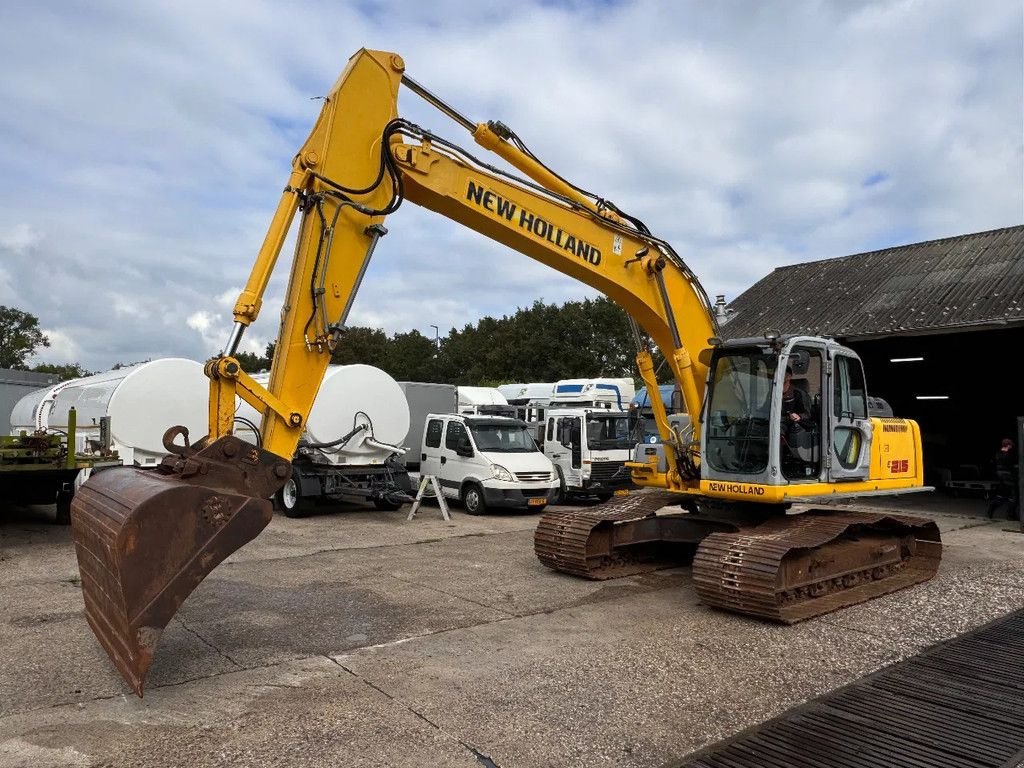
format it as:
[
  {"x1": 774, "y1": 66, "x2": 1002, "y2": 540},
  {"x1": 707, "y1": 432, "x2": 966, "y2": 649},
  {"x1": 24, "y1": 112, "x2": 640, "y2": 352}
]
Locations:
[{"x1": 430, "y1": 324, "x2": 439, "y2": 350}]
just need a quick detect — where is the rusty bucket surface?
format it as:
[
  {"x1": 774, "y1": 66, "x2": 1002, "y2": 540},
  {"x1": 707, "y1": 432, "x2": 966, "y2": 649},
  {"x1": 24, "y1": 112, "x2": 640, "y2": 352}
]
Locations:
[{"x1": 70, "y1": 432, "x2": 289, "y2": 696}]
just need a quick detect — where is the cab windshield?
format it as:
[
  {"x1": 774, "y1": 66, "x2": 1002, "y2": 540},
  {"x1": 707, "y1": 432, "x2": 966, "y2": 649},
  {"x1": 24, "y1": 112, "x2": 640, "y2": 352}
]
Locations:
[
  {"x1": 705, "y1": 349, "x2": 778, "y2": 474},
  {"x1": 586, "y1": 414, "x2": 634, "y2": 450},
  {"x1": 469, "y1": 424, "x2": 538, "y2": 453}
]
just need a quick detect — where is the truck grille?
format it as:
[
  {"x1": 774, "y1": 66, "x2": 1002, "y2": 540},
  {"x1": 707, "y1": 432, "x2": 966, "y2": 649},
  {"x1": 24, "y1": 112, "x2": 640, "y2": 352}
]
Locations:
[
  {"x1": 589, "y1": 461, "x2": 627, "y2": 481},
  {"x1": 516, "y1": 471, "x2": 552, "y2": 482}
]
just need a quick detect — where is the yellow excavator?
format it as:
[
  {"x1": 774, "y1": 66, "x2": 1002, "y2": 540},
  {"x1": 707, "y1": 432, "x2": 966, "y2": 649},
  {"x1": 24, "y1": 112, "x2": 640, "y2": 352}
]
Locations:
[{"x1": 70, "y1": 49, "x2": 941, "y2": 696}]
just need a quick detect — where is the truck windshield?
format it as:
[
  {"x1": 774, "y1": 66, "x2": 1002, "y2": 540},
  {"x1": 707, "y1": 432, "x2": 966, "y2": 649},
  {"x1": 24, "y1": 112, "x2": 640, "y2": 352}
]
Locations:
[
  {"x1": 586, "y1": 414, "x2": 634, "y2": 450},
  {"x1": 470, "y1": 424, "x2": 538, "y2": 453}
]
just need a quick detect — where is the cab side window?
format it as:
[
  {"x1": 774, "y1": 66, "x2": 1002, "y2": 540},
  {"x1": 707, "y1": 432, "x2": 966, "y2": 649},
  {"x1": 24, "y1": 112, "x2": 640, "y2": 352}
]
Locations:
[
  {"x1": 425, "y1": 419, "x2": 443, "y2": 448},
  {"x1": 833, "y1": 356, "x2": 868, "y2": 420},
  {"x1": 445, "y1": 421, "x2": 467, "y2": 450}
]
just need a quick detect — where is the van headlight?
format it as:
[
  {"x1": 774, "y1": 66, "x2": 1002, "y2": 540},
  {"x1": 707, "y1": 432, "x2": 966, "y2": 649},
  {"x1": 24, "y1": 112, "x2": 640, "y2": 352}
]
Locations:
[{"x1": 490, "y1": 464, "x2": 515, "y2": 482}]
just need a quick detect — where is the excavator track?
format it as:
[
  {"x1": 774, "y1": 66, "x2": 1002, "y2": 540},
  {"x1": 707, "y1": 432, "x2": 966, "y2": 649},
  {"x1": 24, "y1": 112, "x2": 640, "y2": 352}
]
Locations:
[
  {"x1": 692, "y1": 508, "x2": 942, "y2": 623},
  {"x1": 534, "y1": 491, "x2": 736, "y2": 579}
]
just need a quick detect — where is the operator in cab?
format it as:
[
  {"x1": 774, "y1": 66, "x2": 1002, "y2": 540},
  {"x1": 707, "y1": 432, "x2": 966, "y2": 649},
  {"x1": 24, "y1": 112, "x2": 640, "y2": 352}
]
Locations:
[{"x1": 780, "y1": 366, "x2": 814, "y2": 476}]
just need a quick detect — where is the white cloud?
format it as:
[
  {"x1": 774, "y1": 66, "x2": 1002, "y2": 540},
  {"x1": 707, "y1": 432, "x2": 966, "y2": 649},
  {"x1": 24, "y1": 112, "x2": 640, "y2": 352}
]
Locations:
[
  {"x1": 0, "y1": 223, "x2": 42, "y2": 254},
  {"x1": 29, "y1": 329, "x2": 82, "y2": 366},
  {"x1": 0, "y1": 0, "x2": 1019, "y2": 373}
]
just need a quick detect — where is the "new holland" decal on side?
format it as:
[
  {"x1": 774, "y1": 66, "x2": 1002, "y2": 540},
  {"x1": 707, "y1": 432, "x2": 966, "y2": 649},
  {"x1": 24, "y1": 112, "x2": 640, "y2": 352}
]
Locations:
[
  {"x1": 707, "y1": 481, "x2": 766, "y2": 496},
  {"x1": 466, "y1": 181, "x2": 601, "y2": 266}
]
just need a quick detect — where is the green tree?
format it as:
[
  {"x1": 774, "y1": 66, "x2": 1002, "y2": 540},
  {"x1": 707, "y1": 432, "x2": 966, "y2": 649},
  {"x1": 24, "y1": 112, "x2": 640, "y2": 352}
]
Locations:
[
  {"x1": 386, "y1": 330, "x2": 441, "y2": 382},
  {"x1": 0, "y1": 305, "x2": 49, "y2": 369},
  {"x1": 234, "y1": 350, "x2": 271, "y2": 372},
  {"x1": 435, "y1": 297, "x2": 639, "y2": 385},
  {"x1": 329, "y1": 327, "x2": 389, "y2": 368},
  {"x1": 32, "y1": 362, "x2": 94, "y2": 381}
]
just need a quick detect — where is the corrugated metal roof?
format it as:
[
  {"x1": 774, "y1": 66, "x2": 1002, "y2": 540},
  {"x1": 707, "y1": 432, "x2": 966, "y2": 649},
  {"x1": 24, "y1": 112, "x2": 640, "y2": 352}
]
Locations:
[{"x1": 720, "y1": 225, "x2": 1024, "y2": 340}]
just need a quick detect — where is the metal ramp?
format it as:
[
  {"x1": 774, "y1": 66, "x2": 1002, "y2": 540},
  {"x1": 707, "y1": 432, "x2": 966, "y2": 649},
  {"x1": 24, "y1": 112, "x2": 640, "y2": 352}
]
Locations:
[{"x1": 671, "y1": 610, "x2": 1024, "y2": 768}]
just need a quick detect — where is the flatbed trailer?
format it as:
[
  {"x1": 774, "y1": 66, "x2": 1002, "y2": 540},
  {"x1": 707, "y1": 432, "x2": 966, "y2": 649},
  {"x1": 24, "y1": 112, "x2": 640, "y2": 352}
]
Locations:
[{"x1": 0, "y1": 407, "x2": 118, "y2": 524}]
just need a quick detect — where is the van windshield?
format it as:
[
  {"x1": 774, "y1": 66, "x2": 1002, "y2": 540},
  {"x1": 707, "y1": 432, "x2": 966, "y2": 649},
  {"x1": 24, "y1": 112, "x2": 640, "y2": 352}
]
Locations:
[{"x1": 469, "y1": 424, "x2": 538, "y2": 453}]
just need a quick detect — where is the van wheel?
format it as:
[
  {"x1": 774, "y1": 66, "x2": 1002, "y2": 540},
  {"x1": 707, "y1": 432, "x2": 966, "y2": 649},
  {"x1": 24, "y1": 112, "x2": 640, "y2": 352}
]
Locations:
[
  {"x1": 373, "y1": 498, "x2": 402, "y2": 511},
  {"x1": 276, "y1": 474, "x2": 313, "y2": 518},
  {"x1": 462, "y1": 484, "x2": 486, "y2": 516}
]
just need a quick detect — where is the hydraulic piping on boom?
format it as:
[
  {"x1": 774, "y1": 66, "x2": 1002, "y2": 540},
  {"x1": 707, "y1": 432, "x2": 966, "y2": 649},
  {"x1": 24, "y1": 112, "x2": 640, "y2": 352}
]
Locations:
[{"x1": 70, "y1": 49, "x2": 941, "y2": 696}]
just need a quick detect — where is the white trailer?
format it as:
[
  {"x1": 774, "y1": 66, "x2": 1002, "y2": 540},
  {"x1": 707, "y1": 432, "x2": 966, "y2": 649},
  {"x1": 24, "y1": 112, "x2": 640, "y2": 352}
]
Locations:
[
  {"x1": 398, "y1": 381, "x2": 458, "y2": 472},
  {"x1": 233, "y1": 364, "x2": 414, "y2": 515},
  {"x1": 10, "y1": 358, "x2": 209, "y2": 466}
]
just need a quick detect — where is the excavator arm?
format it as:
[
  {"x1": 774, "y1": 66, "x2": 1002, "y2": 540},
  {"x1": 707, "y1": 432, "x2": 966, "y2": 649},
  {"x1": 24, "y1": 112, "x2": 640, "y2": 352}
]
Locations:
[
  {"x1": 217, "y1": 48, "x2": 716, "y2": 485},
  {"x1": 70, "y1": 49, "x2": 939, "y2": 697}
]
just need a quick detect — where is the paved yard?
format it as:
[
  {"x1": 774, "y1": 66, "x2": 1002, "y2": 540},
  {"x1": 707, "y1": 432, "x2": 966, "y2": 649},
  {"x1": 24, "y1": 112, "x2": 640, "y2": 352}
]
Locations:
[{"x1": 1, "y1": 492, "x2": 1022, "y2": 768}]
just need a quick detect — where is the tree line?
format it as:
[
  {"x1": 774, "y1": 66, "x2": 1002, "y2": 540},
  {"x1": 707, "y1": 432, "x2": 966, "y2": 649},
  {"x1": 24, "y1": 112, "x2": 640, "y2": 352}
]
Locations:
[
  {"x1": 237, "y1": 297, "x2": 668, "y2": 385},
  {"x1": 3, "y1": 298, "x2": 671, "y2": 385}
]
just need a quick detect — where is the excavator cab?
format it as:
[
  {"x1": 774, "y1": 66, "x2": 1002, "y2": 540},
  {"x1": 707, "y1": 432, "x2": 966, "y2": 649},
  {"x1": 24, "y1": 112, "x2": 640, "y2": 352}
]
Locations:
[{"x1": 702, "y1": 335, "x2": 889, "y2": 491}]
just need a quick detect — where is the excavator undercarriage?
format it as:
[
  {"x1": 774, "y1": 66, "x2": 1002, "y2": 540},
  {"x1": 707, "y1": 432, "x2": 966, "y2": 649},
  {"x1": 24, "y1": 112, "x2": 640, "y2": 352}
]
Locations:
[{"x1": 535, "y1": 491, "x2": 941, "y2": 623}]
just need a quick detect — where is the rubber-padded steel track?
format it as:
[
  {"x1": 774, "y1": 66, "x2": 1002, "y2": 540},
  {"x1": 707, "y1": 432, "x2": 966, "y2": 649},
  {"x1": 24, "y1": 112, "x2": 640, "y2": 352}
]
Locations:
[
  {"x1": 669, "y1": 608, "x2": 1024, "y2": 768},
  {"x1": 692, "y1": 509, "x2": 942, "y2": 623}
]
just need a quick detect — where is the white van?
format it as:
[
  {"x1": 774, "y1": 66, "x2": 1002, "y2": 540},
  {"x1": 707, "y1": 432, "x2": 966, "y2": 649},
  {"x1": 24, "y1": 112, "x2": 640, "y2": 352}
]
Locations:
[{"x1": 420, "y1": 413, "x2": 559, "y2": 514}]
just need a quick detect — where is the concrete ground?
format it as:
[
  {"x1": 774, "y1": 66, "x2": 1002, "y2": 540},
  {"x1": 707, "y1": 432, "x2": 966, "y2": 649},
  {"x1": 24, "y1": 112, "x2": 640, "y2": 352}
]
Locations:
[{"x1": 1, "y1": 489, "x2": 1022, "y2": 768}]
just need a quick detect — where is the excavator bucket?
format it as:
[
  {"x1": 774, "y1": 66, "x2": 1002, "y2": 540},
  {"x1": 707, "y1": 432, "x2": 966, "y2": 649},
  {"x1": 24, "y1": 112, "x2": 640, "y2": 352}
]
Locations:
[{"x1": 70, "y1": 430, "x2": 290, "y2": 696}]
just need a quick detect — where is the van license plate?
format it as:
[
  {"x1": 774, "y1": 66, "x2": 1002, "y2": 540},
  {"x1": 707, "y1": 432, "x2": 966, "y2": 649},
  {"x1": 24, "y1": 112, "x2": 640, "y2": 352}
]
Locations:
[
  {"x1": 614, "y1": 489, "x2": 629, "y2": 496},
  {"x1": 528, "y1": 498, "x2": 546, "y2": 506}
]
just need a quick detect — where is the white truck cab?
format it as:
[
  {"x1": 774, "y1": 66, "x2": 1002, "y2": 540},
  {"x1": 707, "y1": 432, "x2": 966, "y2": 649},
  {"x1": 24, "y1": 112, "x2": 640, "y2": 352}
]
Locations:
[
  {"x1": 543, "y1": 408, "x2": 636, "y2": 502},
  {"x1": 420, "y1": 413, "x2": 559, "y2": 515},
  {"x1": 456, "y1": 386, "x2": 515, "y2": 417},
  {"x1": 549, "y1": 377, "x2": 635, "y2": 411},
  {"x1": 497, "y1": 382, "x2": 554, "y2": 441}
]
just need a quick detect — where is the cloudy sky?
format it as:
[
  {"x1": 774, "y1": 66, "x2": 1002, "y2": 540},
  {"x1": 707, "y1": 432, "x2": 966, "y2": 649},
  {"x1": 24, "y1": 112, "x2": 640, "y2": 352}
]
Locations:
[{"x1": 0, "y1": 0, "x2": 1020, "y2": 372}]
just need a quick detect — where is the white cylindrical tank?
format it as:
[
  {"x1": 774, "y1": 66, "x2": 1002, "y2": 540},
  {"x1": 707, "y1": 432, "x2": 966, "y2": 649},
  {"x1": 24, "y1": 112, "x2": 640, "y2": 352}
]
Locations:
[
  {"x1": 235, "y1": 364, "x2": 410, "y2": 466},
  {"x1": 10, "y1": 358, "x2": 209, "y2": 466}
]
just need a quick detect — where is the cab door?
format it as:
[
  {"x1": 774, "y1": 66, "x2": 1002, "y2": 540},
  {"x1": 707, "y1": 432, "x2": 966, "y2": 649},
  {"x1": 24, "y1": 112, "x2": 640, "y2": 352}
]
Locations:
[
  {"x1": 556, "y1": 416, "x2": 583, "y2": 488},
  {"x1": 545, "y1": 416, "x2": 567, "y2": 477},
  {"x1": 441, "y1": 419, "x2": 472, "y2": 498},
  {"x1": 827, "y1": 353, "x2": 873, "y2": 481}
]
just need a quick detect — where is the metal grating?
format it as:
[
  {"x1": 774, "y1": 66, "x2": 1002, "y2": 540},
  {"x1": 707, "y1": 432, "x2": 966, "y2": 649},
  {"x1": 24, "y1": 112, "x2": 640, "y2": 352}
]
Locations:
[{"x1": 670, "y1": 609, "x2": 1024, "y2": 768}]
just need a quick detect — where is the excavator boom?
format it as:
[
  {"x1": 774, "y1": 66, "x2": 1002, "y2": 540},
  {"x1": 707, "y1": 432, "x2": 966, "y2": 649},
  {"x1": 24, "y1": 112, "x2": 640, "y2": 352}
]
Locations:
[{"x1": 70, "y1": 48, "x2": 940, "y2": 695}]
